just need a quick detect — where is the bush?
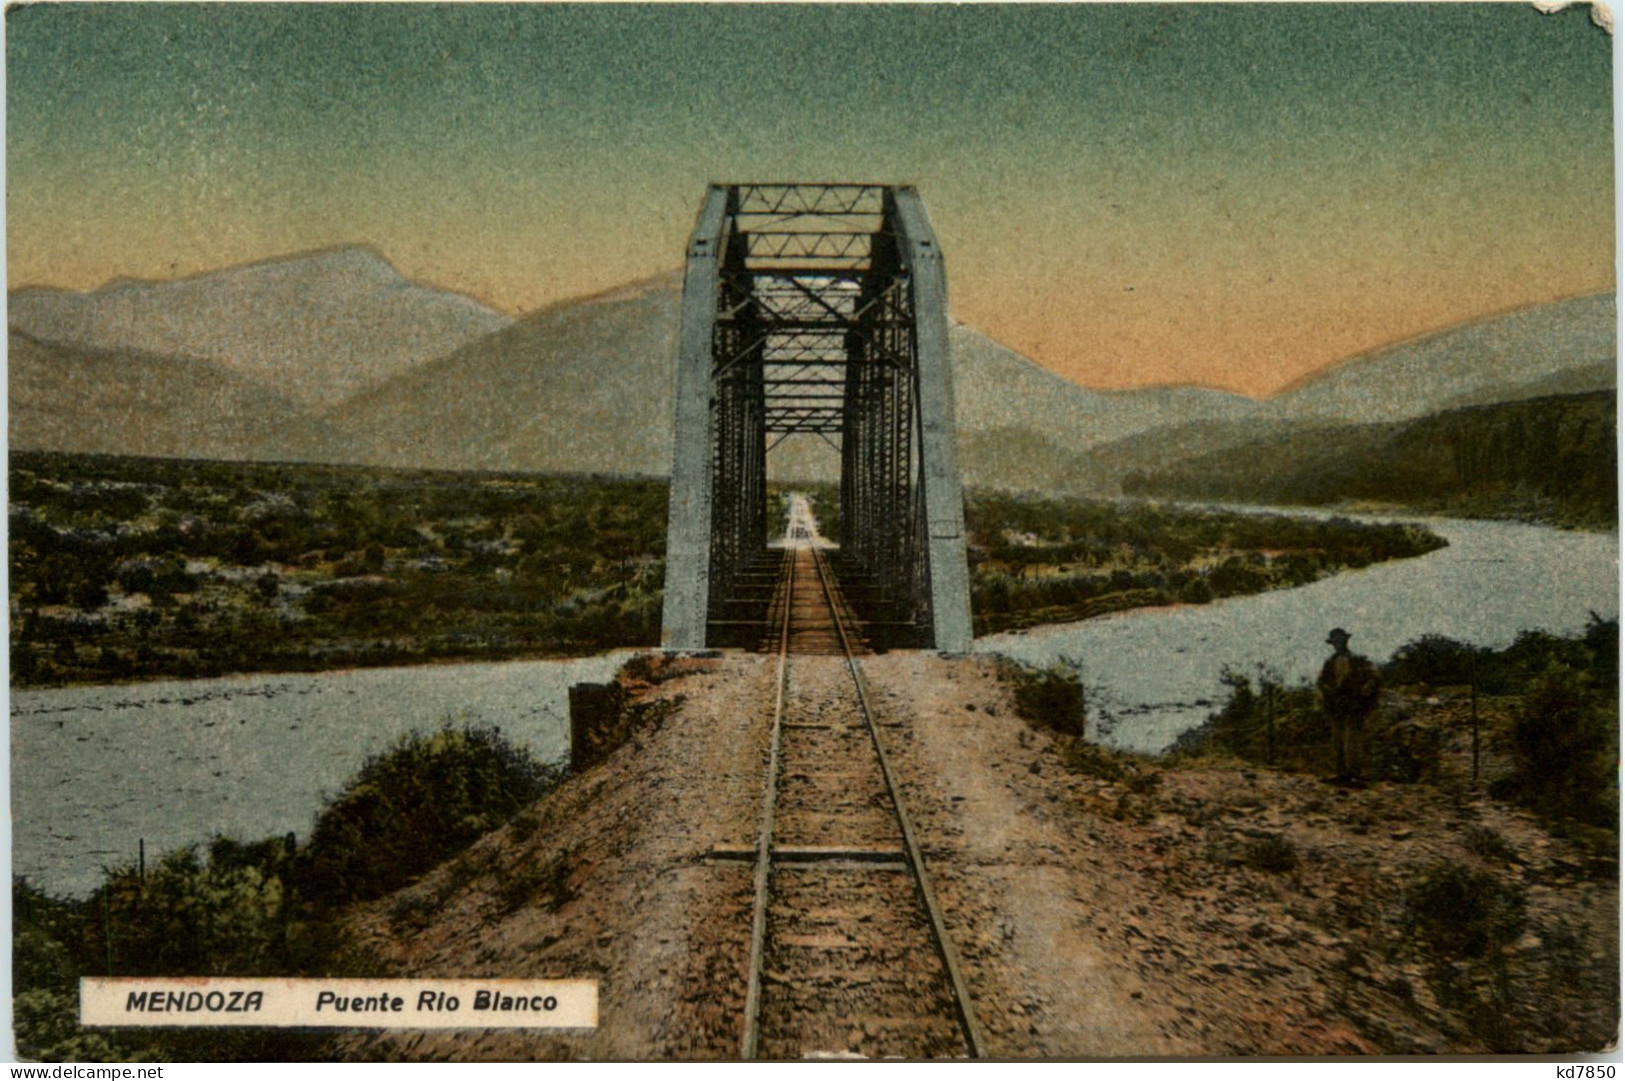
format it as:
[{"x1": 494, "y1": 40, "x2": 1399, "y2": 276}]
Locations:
[
  {"x1": 1056, "y1": 737, "x2": 1126, "y2": 781},
  {"x1": 1502, "y1": 665, "x2": 1617, "y2": 827},
  {"x1": 1369, "y1": 719, "x2": 1444, "y2": 784},
  {"x1": 1385, "y1": 634, "x2": 1490, "y2": 690},
  {"x1": 297, "y1": 723, "x2": 561, "y2": 905},
  {"x1": 1007, "y1": 658, "x2": 1086, "y2": 737},
  {"x1": 15, "y1": 989, "x2": 137, "y2": 1063},
  {"x1": 1406, "y1": 864, "x2": 1526, "y2": 960},
  {"x1": 1243, "y1": 835, "x2": 1298, "y2": 874},
  {"x1": 90, "y1": 845, "x2": 290, "y2": 977},
  {"x1": 1463, "y1": 826, "x2": 1518, "y2": 864},
  {"x1": 1174, "y1": 667, "x2": 1326, "y2": 772}
]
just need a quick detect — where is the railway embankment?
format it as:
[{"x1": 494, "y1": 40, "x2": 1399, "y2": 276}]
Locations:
[{"x1": 332, "y1": 649, "x2": 1617, "y2": 1059}]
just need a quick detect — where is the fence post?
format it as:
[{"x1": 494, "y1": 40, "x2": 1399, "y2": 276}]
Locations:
[
  {"x1": 102, "y1": 890, "x2": 113, "y2": 976},
  {"x1": 1470, "y1": 667, "x2": 1481, "y2": 785},
  {"x1": 1265, "y1": 684, "x2": 1276, "y2": 765}
]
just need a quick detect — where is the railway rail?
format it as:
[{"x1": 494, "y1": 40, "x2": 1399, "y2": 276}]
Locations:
[{"x1": 727, "y1": 543, "x2": 987, "y2": 1060}]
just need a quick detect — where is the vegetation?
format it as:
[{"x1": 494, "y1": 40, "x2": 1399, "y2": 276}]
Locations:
[
  {"x1": 10, "y1": 454, "x2": 1456, "y2": 688},
  {"x1": 1000, "y1": 656, "x2": 1087, "y2": 738},
  {"x1": 13, "y1": 723, "x2": 559, "y2": 1062},
  {"x1": 10, "y1": 452, "x2": 667, "y2": 687},
  {"x1": 301, "y1": 724, "x2": 563, "y2": 905},
  {"x1": 965, "y1": 492, "x2": 1446, "y2": 635},
  {"x1": 1402, "y1": 862, "x2": 1533, "y2": 1052},
  {"x1": 1014, "y1": 623, "x2": 1617, "y2": 1053},
  {"x1": 1496, "y1": 663, "x2": 1618, "y2": 829},
  {"x1": 1123, "y1": 390, "x2": 1617, "y2": 530},
  {"x1": 1174, "y1": 617, "x2": 1619, "y2": 830}
]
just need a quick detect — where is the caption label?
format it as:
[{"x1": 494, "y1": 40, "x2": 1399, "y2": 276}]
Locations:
[{"x1": 81, "y1": 978, "x2": 597, "y2": 1029}]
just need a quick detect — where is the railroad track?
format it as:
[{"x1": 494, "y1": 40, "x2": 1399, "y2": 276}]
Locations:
[{"x1": 731, "y1": 544, "x2": 986, "y2": 1060}]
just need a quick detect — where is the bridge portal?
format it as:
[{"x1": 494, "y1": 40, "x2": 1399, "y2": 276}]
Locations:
[{"x1": 662, "y1": 183, "x2": 972, "y2": 652}]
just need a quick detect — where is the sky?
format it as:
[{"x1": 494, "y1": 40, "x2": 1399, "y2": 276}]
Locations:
[{"x1": 6, "y1": 2, "x2": 1615, "y2": 397}]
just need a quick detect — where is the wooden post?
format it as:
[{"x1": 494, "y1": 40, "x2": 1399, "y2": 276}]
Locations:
[
  {"x1": 102, "y1": 890, "x2": 114, "y2": 976},
  {"x1": 138, "y1": 838, "x2": 145, "y2": 882},
  {"x1": 1470, "y1": 668, "x2": 1481, "y2": 785},
  {"x1": 1266, "y1": 683, "x2": 1276, "y2": 765}
]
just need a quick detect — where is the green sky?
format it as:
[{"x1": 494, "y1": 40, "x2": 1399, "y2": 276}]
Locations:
[{"x1": 7, "y1": 3, "x2": 1615, "y2": 395}]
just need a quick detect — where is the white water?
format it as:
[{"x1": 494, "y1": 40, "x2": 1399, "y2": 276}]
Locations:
[
  {"x1": 11, "y1": 652, "x2": 635, "y2": 896},
  {"x1": 977, "y1": 514, "x2": 1618, "y2": 755}
]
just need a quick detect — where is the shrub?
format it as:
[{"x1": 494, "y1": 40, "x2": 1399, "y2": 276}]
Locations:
[
  {"x1": 14, "y1": 989, "x2": 136, "y2": 1063},
  {"x1": 1007, "y1": 658, "x2": 1087, "y2": 737},
  {"x1": 1369, "y1": 719, "x2": 1444, "y2": 784},
  {"x1": 1503, "y1": 665, "x2": 1617, "y2": 827},
  {"x1": 1385, "y1": 634, "x2": 1490, "y2": 690},
  {"x1": 1243, "y1": 835, "x2": 1298, "y2": 874},
  {"x1": 1463, "y1": 826, "x2": 1518, "y2": 864},
  {"x1": 1178, "y1": 576, "x2": 1213, "y2": 604},
  {"x1": 1174, "y1": 667, "x2": 1325, "y2": 771},
  {"x1": 1056, "y1": 737, "x2": 1126, "y2": 781},
  {"x1": 297, "y1": 723, "x2": 560, "y2": 905},
  {"x1": 1405, "y1": 864, "x2": 1526, "y2": 960}
]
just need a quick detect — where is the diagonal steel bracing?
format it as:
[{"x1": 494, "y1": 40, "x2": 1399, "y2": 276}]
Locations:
[{"x1": 662, "y1": 183, "x2": 972, "y2": 651}]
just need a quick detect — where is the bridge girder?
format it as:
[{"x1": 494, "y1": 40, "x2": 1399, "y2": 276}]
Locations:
[{"x1": 662, "y1": 183, "x2": 972, "y2": 652}]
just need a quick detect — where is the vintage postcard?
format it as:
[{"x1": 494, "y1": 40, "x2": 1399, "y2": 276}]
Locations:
[{"x1": 6, "y1": 1, "x2": 1618, "y2": 1064}]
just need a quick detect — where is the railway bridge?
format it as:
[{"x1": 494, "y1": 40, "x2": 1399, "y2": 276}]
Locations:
[{"x1": 661, "y1": 183, "x2": 973, "y2": 652}]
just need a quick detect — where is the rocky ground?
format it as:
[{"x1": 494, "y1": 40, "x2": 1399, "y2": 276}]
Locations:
[{"x1": 332, "y1": 650, "x2": 1618, "y2": 1060}]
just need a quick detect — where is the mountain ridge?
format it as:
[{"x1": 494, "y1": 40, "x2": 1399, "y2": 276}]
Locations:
[
  {"x1": 7, "y1": 253, "x2": 1614, "y2": 495},
  {"x1": 9, "y1": 246, "x2": 513, "y2": 411}
]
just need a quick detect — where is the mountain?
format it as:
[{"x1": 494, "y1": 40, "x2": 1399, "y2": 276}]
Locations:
[
  {"x1": 9, "y1": 247, "x2": 512, "y2": 410},
  {"x1": 1057, "y1": 416, "x2": 1336, "y2": 495},
  {"x1": 319, "y1": 275, "x2": 682, "y2": 475},
  {"x1": 322, "y1": 275, "x2": 1258, "y2": 485},
  {"x1": 1051, "y1": 292, "x2": 1620, "y2": 496},
  {"x1": 1262, "y1": 292, "x2": 1616, "y2": 424},
  {"x1": 8, "y1": 329, "x2": 337, "y2": 462},
  {"x1": 948, "y1": 328, "x2": 1257, "y2": 448},
  {"x1": 7, "y1": 250, "x2": 1614, "y2": 502},
  {"x1": 1124, "y1": 390, "x2": 1617, "y2": 528}
]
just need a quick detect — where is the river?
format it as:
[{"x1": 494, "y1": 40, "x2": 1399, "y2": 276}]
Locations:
[
  {"x1": 12, "y1": 514, "x2": 1618, "y2": 897},
  {"x1": 977, "y1": 513, "x2": 1618, "y2": 755},
  {"x1": 11, "y1": 652, "x2": 634, "y2": 897}
]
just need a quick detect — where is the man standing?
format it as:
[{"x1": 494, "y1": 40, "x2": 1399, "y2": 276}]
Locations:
[{"x1": 1318, "y1": 627, "x2": 1381, "y2": 784}]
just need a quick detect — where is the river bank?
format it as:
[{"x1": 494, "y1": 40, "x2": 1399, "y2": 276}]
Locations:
[
  {"x1": 11, "y1": 652, "x2": 634, "y2": 897},
  {"x1": 980, "y1": 513, "x2": 1618, "y2": 753}
]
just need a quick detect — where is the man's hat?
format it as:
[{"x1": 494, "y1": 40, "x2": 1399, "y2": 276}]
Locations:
[{"x1": 1326, "y1": 627, "x2": 1352, "y2": 646}]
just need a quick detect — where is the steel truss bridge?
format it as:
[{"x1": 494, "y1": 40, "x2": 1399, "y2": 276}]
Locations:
[{"x1": 662, "y1": 183, "x2": 973, "y2": 652}]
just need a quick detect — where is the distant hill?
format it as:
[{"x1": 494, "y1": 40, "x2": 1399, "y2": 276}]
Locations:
[
  {"x1": 6, "y1": 248, "x2": 1614, "y2": 507},
  {"x1": 324, "y1": 276, "x2": 1257, "y2": 486},
  {"x1": 1059, "y1": 416, "x2": 1337, "y2": 495},
  {"x1": 8, "y1": 330, "x2": 337, "y2": 462},
  {"x1": 1261, "y1": 293, "x2": 1616, "y2": 424},
  {"x1": 948, "y1": 328, "x2": 1256, "y2": 449},
  {"x1": 1053, "y1": 293, "x2": 1618, "y2": 496},
  {"x1": 9, "y1": 247, "x2": 512, "y2": 410},
  {"x1": 1123, "y1": 391, "x2": 1617, "y2": 528},
  {"x1": 319, "y1": 276, "x2": 682, "y2": 475}
]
